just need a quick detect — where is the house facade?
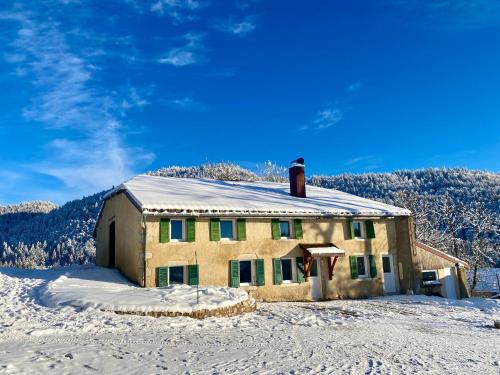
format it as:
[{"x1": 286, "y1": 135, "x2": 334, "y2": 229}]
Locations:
[{"x1": 94, "y1": 159, "x2": 421, "y2": 301}]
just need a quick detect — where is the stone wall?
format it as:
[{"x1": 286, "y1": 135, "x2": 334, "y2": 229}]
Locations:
[{"x1": 113, "y1": 298, "x2": 257, "y2": 319}]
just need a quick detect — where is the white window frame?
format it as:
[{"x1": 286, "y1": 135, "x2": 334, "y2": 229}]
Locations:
[
  {"x1": 239, "y1": 259, "x2": 256, "y2": 286},
  {"x1": 279, "y1": 219, "x2": 293, "y2": 240},
  {"x1": 355, "y1": 255, "x2": 369, "y2": 278},
  {"x1": 220, "y1": 219, "x2": 236, "y2": 241},
  {"x1": 353, "y1": 221, "x2": 366, "y2": 239},
  {"x1": 170, "y1": 219, "x2": 186, "y2": 242},
  {"x1": 422, "y1": 269, "x2": 439, "y2": 285},
  {"x1": 280, "y1": 257, "x2": 297, "y2": 283},
  {"x1": 168, "y1": 265, "x2": 187, "y2": 285}
]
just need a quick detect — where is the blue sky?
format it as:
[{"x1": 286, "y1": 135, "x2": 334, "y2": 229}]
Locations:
[{"x1": 0, "y1": 0, "x2": 499, "y2": 205}]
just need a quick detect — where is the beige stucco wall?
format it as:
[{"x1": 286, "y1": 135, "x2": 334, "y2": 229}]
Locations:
[
  {"x1": 143, "y1": 216, "x2": 416, "y2": 301},
  {"x1": 95, "y1": 193, "x2": 144, "y2": 285},
  {"x1": 414, "y1": 245, "x2": 457, "y2": 270}
]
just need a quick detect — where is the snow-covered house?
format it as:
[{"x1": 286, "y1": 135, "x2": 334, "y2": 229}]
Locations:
[{"x1": 94, "y1": 159, "x2": 424, "y2": 301}]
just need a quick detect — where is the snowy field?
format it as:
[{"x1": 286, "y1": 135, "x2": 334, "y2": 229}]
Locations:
[
  {"x1": 41, "y1": 267, "x2": 249, "y2": 314},
  {"x1": 0, "y1": 267, "x2": 499, "y2": 374}
]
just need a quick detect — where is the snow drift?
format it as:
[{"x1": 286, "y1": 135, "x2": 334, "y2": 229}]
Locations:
[{"x1": 41, "y1": 267, "x2": 250, "y2": 314}]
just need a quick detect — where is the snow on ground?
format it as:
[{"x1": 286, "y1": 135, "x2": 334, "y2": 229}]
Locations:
[
  {"x1": 0, "y1": 267, "x2": 499, "y2": 374},
  {"x1": 41, "y1": 267, "x2": 249, "y2": 313}
]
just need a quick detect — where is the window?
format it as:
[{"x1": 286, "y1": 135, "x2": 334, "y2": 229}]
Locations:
[
  {"x1": 239, "y1": 260, "x2": 253, "y2": 285},
  {"x1": 220, "y1": 220, "x2": 235, "y2": 240},
  {"x1": 169, "y1": 266, "x2": 185, "y2": 284},
  {"x1": 170, "y1": 220, "x2": 185, "y2": 242},
  {"x1": 356, "y1": 256, "x2": 368, "y2": 278},
  {"x1": 353, "y1": 221, "x2": 365, "y2": 238},
  {"x1": 281, "y1": 258, "x2": 295, "y2": 283},
  {"x1": 310, "y1": 259, "x2": 319, "y2": 277},
  {"x1": 422, "y1": 270, "x2": 440, "y2": 286},
  {"x1": 382, "y1": 256, "x2": 391, "y2": 273},
  {"x1": 279, "y1": 220, "x2": 291, "y2": 238}
]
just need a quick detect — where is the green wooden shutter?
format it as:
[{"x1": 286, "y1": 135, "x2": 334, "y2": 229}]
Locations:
[
  {"x1": 273, "y1": 258, "x2": 283, "y2": 285},
  {"x1": 366, "y1": 220, "x2": 376, "y2": 239},
  {"x1": 229, "y1": 260, "x2": 240, "y2": 288},
  {"x1": 186, "y1": 218, "x2": 196, "y2": 242},
  {"x1": 347, "y1": 220, "x2": 355, "y2": 239},
  {"x1": 293, "y1": 219, "x2": 303, "y2": 239},
  {"x1": 156, "y1": 267, "x2": 168, "y2": 287},
  {"x1": 159, "y1": 218, "x2": 170, "y2": 243},
  {"x1": 210, "y1": 219, "x2": 220, "y2": 241},
  {"x1": 271, "y1": 219, "x2": 281, "y2": 240},
  {"x1": 369, "y1": 255, "x2": 377, "y2": 278},
  {"x1": 296, "y1": 256, "x2": 305, "y2": 283},
  {"x1": 349, "y1": 256, "x2": 358, "y2": 279},
  {"x1": 255, "y1": 259, "x2": 265, "y2": 286},
  {"x1": 237, "y1": 218, "x2": 247, "y2": 241},
  {"x1": 188, "y1": 264, "x2": 199, "y2": 285}
]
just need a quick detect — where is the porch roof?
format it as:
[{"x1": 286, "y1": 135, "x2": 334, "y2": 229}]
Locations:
[{"x1": 299, "y1": 243, "x2": 346, "y2": 257}]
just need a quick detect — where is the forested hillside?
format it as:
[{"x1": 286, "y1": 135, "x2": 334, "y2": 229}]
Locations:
[{"x1": 1, "y1": 164, "x2": 498, "y2": 271}]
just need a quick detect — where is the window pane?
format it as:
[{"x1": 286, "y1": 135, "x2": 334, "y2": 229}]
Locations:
[
  {"x1": 310, "y1": 259, "x2": 318, "y2": 277},
  {"x1": 280, "y1": 221, "x2": 290, "y2": 237},
  {"x1": 353, "y1": 222, "x2": 362, "y2": 237},
  {"x1": 422, "y1": 271, "x2": 437, "y2": 282},
  {"x1": 382, "y1": 257, "x2": 391, "y2": 273},
  {"x1": 171, "y1": 220, "x2": 183, "y2": 240},
  {"x1": 240, "y1": 261, "x2": 252, "y2": 284},
  {"x1": 356, "y1": 257, "x2": 366, "y2": 276},
  {"x1": 169, "y1": 266, "x2": 184, "y2": 284},
  {"x1": 220, "y1": 220, "x2": 234, "y2": 239},
  {"x1": 281, "y1": 259, "x2": 293, "y2": 281}
]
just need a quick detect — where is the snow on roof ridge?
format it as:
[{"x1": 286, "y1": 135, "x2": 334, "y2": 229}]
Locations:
[{"x1": 105, "y1": 174, "x2": 411, "y2": 217}]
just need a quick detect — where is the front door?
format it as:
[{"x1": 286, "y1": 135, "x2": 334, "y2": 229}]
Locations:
[
  {"x1": 442, "y1": 267, "x2": 457, "y2": 299},
  {"x1": 309, "y1": 259, "x2": 323, "y2": 299},
  {"x1": 382, "y1": 255, "x2": 397, "y2": 294}
]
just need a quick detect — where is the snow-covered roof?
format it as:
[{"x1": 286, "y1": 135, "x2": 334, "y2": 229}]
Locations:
[
  {"x1": 306, "y1": 246, "x2": 346, "y2": 257},
  {"x1": 106, "y1": 175, "x2": 411, "y2": 217}
]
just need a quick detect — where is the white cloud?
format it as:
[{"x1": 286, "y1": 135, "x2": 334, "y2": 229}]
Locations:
[
  {"x1": 347, "y1": 81, "x2": 362, "y2": 92},
  {"x1": 0, "y1": 8, "x2": 153, "y2": 200},
  {"x1": 158, "y1": 32, "x2": 206, "y2": 66},
  {"x1": 169, "y1": 97, "x2": 208, "y2": 111},
  {"x1": 150, "y1": 0, "x2": 201, "y2": 23},
  {"x1": 312, "y1": 107, "x2": 343, "y2": 130},
  {"x1": 389, "y1": 0, "x2": 500, "y2": 28},
  {"x1": 216, "y1": 16, "x2": 257, "y2": 36}
]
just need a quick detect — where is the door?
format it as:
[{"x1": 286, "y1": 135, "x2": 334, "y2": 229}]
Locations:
[
  {"x1": 382, "y1": 255, "x2": 397, "y2": 294},
  {"x1": 442, "y1": 267, "x2": 458, "y2": 299},
  {"x1": 309, "y1": 259, "x2": 323, "y2": 299},
  {"x1": 109, "y1": 221, "x2": 116, "y2": 267}
]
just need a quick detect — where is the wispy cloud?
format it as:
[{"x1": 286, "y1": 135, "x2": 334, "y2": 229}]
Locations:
[
  {"x1": 346, "y1": 155, "x2": 383, "y2": 171},
  {"x1": 347, "y1": 81, "x2": 362, "y2": 92},
  {"x1": 389, "y1": 0, "x2": 500, "y2": 28},
  {"x1": 150, "y1": 0, "x2": 201, "y2": 23},
  {"x1": 300, "y1": 107, "x2": 343, "y2": 131},
  {"x1": 216, "y1": 15, "x2": 257, "y2": 36},
  {"x1": 0, "y1": 7, "x2": 153, "y2": 200},
  {"x1": 168, "y1": 97, "x2": 208, "y2": 111},
  {"x1": 158, "y1": 32, "x2": 206, "y2": 66}
]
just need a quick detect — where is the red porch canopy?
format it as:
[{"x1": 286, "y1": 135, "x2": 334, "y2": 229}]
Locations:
[{"x1": 299, "y1": 243, "x2": 346, "y2": 281}]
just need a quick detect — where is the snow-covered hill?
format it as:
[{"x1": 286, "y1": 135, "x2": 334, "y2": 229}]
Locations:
[{"x1": 0, "y1": 163, "x2": 498, "y2": 268}]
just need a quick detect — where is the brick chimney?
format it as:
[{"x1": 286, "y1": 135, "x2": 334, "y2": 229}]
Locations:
[{"x1": 289, "y1": 157, "x2": 306, "y2": 198}]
